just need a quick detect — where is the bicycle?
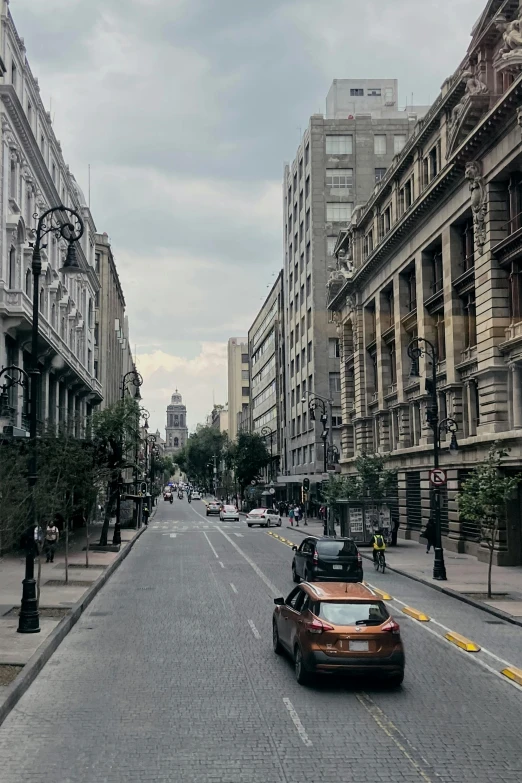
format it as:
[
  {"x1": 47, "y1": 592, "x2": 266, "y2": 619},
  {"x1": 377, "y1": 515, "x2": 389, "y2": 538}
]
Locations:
[{"x1": 373, "y1": 550, "x2": 386, "y2": 573}]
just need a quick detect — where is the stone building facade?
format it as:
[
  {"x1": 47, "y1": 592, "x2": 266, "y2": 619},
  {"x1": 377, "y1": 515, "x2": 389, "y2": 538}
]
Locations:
[
  {"x1": 248, "y1": 271, "x2": 285, "y2": 477},
  {"x1": 283, "y1": 81, "x2": 429, "y2": 493},
  {"x1": 165, "y1": 391, "x2": 188, "y2": 455},
  {"x1": 327, "y1": 0, "x2": 522, "y2": 566},
  {"x1": 227, "y1": 337, "x2": 249, "y2": 442},
  {"x1": 0, "y1": 1, "x2": 102, "y2": 435}
]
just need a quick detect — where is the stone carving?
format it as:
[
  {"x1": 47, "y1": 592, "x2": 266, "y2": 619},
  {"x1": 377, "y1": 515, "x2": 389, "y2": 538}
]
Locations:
[
  {"x1": 465, "y1": 160, "x2": 487, "y2": 248},
  {"x1": 449, "y1": 64, "x2": 488, "y2": 130},
  {"x1": 345, "y1": 295, "x2": 359, "y2": 351},
  {"x1": 494, "y1": 10, "x2": 522, "y2": 71}
]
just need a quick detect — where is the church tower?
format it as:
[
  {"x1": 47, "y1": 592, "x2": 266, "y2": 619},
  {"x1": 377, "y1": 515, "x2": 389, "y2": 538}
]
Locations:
[{"x1": 165, "y1": 390, "x2": 188, "y2": 455}]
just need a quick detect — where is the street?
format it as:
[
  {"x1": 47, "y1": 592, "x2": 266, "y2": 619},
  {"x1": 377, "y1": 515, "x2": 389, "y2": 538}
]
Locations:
[{"x1": 1, "y1": 500, "x2": 521, "y2": 783}]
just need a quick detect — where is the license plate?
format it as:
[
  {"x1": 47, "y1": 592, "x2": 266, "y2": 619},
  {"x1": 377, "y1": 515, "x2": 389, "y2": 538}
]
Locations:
[
  {"x1": 349, "y1": 640, "x2": 369, "y2": 652},
  {"x1": 332, "y1": 564, "x2": 343, "y2": 570}
]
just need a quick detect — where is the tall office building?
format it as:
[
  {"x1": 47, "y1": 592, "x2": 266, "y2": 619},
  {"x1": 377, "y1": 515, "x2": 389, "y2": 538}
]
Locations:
[
  {"x1": 227, "y1": 337, "x2": 249, "y2": 442},
  {"x1": 282, "y1": 80, "x2": 429, "y2": 493}
]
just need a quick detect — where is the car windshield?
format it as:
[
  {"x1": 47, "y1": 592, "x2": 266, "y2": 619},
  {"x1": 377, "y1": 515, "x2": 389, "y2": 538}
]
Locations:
[
  {"x1": 318, "y1": 601, "x2": 389, "y2": 626},
  {"x1": 316, "y1": 540, "x2": 357, "y2": 556}
]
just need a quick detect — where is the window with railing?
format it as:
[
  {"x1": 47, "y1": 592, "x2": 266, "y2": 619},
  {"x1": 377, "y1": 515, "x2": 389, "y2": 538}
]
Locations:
[
  {"x1": 461, "y1": 292, "x2": 477, "y2": 348},
  {"x1": 460, "y1": 218, "x2": 475, "y2": 271}
]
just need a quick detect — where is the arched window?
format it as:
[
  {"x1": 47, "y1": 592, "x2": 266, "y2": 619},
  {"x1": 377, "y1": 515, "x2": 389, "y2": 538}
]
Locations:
[
  {"x1": 174, "y1": 415, "x2": 179, "y2": 427},
  {"x1": 51, "y1": 303, "x2": 56, "y2": 328},
  {"x1": 60, "y1": 316, "x2": 65, "y2": 338},
  {"x1": 88, "y1": 299, "x2": 93, "y2": 328},
  {"x1": 8, "y1": 247, "x2": 16, "y2": 289},
  {"x1": 179, "y1": 415, "x2": 184, "y2": 427},
  {"x1": 25, "y1": 268, "x2": 31, "y2": 296},
  {"x1": 174, "y1": 437, "x2": 179, "y2": 447}
]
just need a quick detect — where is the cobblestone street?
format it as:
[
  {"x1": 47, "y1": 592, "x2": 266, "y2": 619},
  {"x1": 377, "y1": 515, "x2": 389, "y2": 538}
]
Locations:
[{"x1": 0, "y1": 499, "x2": 521, "y2": 783}]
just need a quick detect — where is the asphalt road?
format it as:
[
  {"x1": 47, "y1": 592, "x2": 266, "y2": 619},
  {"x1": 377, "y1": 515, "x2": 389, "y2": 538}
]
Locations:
[{"x1": 0, "y1": 498, "x2": 521, "y2": 783}]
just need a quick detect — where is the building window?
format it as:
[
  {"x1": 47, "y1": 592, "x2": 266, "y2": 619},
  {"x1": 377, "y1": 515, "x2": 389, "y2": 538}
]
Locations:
[
  {"x1": 375, "y1": 168, "x2": 386, "y2": 183},
  {"x1": 329, "y1": 372, "x2": 341, "y2": 394},
  {"x1": 308, "y1": 341, "x2": 312, "y2": 362},
  {"x1": 329, "y1": 338, "x2": 340, "y2": 358},
  {"x1": 369, "y1": 349, "x2": 378, "y2": 392},
  {"x1": 430, "y1": 251, "x2": 443, "y2": 294},
  {"x1": 384, "y1": 87, "x2": 394, "y2": 104},
  {"x1": 509, "y1": 260, "x2": 522, "y2": 323},
  {"x1": 242, "y1": 370, "x2": 249, "y2": 381},
  {"x1": 332, "y1": 416, "x2": 343, "y2": 427},
  {"x1": 435, "y1": 312, "x2": 446, "y2": 360},
  {"x1": 326, "y1": 168, "x2": 353, "y2": 190},
  {"x1": 394, "y1": 135, "x2": 406, "y2": 155},
  {"x1": 428, "y1": 145, "x2": 439, "y2": 180},
  {"x1": 241, "y1": 353, "x2": 249, "y2": 363},
  {"x1": 388, "y1": 341, "x2": 397, "y2": 385},
  {"x1": 350, "y1": 88, "x2": 364, "y2": 96},
  {"x1": 11, "y1": 60, "x2": 17, "y2": 88},
  {"x1": 307, "y1": 309, "x2": 312, "y2": 329},
  {"x1": 305, "y1": 143, "x2": 309, "y2": 166},
  {"x1": 462, "y1": 293, "x2": 477, "y2": 348},
  {"x1": 326, "y1": 203, "x2": 352, "y2": 222},
  {"x1": 374, "y1": 135, "x2": 387, "y2": 155},
  {"x1": 306, "y1": 242, "x2": 310, "y2": 264},
  {"x1": 25, "y1": 268, "x2": 31, "y2": 297},
  {"x1": 406, "y1": 269, "x2": 417, "y2": 312},
  {"x1": 297, "y1": 415, "x2": 301, "y2": 435},
  {"x1": 242, "y1": 386, "x2": 249, "y2": 396},
  {"x1": 27, "y1": 101, "x2": 32, "y2": 125},
  {"x1": 326, "y1": 135, "x2": 353, "y2": 155},
  {"x1": 296, "y1": 354, "x2": 300, "y2": 373},
  {"x1": 327, "y1": 236, "x2": 337, "y2": 256},
  {"x1": 460, "y1": 219, "x2": 474, "y2": 271},
  {"x1": 174, "y1": 437, "x2": 179, "y2": 447},
  {"x1": 367, "y1": 87, "x2": 381, "y2": 97},
  {"x1": 306, "y1": 275, "x2": 311, "y2": 297},
  {"x1": 309, "y1": 444, "x2": 315, "y2": 463},
  {"x1": 95, "y1": 252, "x2": 101, "y2": 274}
]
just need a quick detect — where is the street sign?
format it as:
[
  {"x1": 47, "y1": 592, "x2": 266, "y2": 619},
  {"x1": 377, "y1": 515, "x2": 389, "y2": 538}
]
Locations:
[
  {"x1": 269, "y1": 487, "x2": 275, "y2": 495},
  {"x1": 429, "y1": 468, "x2": 447, "y2": 487}
]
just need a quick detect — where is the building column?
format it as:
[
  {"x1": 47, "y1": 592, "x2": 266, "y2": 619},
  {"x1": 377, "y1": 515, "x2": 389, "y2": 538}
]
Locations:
[{"x1": 511, "y1": 364, "x2": 522, "y2": 428}]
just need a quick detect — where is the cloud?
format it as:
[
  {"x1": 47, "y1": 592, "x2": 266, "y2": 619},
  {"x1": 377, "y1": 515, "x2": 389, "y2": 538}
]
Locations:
[
  {"x1": 11, "y1": 0, "x2": 483, "y2": 430},
  {"x1": 136, "y1": 343, "x2": 228, "y2": 433}
]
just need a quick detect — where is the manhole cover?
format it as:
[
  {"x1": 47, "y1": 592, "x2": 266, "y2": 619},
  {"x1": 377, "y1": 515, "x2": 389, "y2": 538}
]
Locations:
[
  {"x1": 0, "y1": 664, "x2": 23, "y2": 687},
  {"x1": 3, "y1": 606, "x2": 70, "y2": 618},
  {"x1": 45, "y1": 580, "x2": 93, "y2": 587}
]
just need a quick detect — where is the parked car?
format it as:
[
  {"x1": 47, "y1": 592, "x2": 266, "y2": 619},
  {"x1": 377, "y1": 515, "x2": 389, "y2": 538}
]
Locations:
[
  {"x1": 246, "y1": 508, "x2": 282, "y2": 528},
  {"x1": 206, "y1": 501, "x2": 222, "y2": 516},
  {"x1": 291, "y1": 536, "x2": 363, "y2": 583},
  {"x1": 191, "y1": 491, "x2": 201, "y2": 501},
  {"x1": 220, "y1": 504, "x2": 240, "y2": 522},
  {"x1": 272, "y1": 582, "x2": 404, "y2": 686}
]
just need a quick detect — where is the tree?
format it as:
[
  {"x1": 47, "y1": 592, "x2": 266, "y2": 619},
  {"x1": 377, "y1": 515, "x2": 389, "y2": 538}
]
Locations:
[
  {"x1": 176, "y1": 426, "x2": 227, "y2": 488},
  {"x1": 458, "y1": 444, "x2": 521, "y2": 598},
  {"x1": 91, "y1": 397, "x2": 141, "y2": 546},
  {"x1": 228, "y1": 432, "x2": 270, "y2": 494}
]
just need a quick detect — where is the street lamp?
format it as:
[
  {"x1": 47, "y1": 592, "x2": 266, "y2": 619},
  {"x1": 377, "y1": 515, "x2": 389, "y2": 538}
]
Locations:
[
  {"x1": 260, "y1": 425, "x2": 275, "y2": 481},
  {"x1": 19, "y1": 205, "x2": 84, "y2": 633},
  {"x1": 408, "y1": 336, "x2": 448, "y2": 581},
  {"x1": 121, "y1": 369, "x2": 143, "y2": 401}
]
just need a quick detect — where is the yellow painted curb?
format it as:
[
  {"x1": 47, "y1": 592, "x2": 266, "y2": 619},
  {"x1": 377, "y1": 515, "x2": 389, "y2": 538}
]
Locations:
[
  {"x1": 444, "y1": 631, "x2": 480, "y2": 652},
  {"x1": 402, "y1": 606, "x2": 430, "y2": 622},
  {"x1": 501, "y1": 666, "x2": 522, "y2": 686},
  {"x1": 365, "y1": 584, "x2": 393, "y2": 600}
]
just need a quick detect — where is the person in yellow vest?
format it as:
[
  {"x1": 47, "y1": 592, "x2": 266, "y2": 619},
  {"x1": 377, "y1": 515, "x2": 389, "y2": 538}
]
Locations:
[{"x1": 370, "y1": 529, "x2": 386, "y2": 565}]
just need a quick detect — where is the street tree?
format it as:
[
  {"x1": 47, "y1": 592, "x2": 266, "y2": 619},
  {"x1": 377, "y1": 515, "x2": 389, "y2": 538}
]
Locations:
[
  {"x1": 458, "y1": 444, "x2": 521, "y2": 598},
  {"x1": 176, "y1": 426, "x2": 226, "y2": 488},
  {"x1": 228, "y1": 432, "x2": 270, "y2": 495}
]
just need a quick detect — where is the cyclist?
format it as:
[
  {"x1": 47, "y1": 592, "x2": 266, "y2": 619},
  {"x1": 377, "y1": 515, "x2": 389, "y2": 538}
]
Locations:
[{"x1": 370, "y1": 528, "x2": 386, "y2": 566}]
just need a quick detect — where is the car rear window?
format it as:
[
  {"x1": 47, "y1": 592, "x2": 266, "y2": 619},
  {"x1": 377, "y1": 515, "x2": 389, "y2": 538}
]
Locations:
[
  {"x1": 224, "y1": 505, "x2": 236, "y2": 512},
  {"x1": 318, "y1": 601, "x2": 389, "y2": 626},
  {"x1": 316, "y1": 540, "x2": 357, "y2": 556},
  {"x1": 249, "y1": 510, "x2": 264, "y2": 516}
]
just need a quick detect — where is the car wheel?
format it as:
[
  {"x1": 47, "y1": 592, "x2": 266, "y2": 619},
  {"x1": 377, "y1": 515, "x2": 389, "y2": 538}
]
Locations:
[
  {"x1": 247, "y1": 524, "x2": 252, "y2": 528},
  {"x1": 388, "y1": 671, "x2": 404, "y2": 688},
  {"x1": 264, "y1": 521, "x2": 269, "y2": 528},
  {"x1": 278, "y1": 519, "x2": 282, "y2": 526},
  {"x1": 292, "y1": 561, "x2": 300, "y2": 583},
  {"x1": 273, "y1": 621, "x2": 283, "y2": 655},
  {"x1": 294, "y1": 646, "x2": 310, "y2": 685}
]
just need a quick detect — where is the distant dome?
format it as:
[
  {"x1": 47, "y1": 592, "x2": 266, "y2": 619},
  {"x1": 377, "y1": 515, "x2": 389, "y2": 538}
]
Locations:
[{"x1": 170, "y1": 389, "x2": 182, "y2": 405}]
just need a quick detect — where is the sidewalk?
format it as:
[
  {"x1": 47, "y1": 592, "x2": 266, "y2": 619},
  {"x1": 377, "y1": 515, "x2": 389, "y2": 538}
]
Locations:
[
  {"x1": 0, "y1": 518, "x2": 145, "y2": 678},
  {"x1": 284, "y1": 517, "x2": 522, "y2": 623}
]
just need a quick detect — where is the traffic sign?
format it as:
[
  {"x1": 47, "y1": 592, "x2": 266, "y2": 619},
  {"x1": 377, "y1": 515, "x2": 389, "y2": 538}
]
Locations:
[{"x1": 429, "y1": 468, "x2": 447, "y2": 487}]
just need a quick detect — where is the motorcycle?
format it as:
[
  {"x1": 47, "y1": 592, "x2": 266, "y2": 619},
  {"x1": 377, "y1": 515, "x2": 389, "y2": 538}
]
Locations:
[{"x1": 169, "y1": 495, "x2": 173, "y2": 504}]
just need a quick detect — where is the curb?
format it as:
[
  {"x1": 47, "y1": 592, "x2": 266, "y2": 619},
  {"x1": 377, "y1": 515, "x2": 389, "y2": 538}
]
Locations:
[
  {"x1": 0, "y1": 524, "x2": 148, "y2": 728},
  {"x1": 286, "y1": 525, "x2": 522, "y2": 629}
]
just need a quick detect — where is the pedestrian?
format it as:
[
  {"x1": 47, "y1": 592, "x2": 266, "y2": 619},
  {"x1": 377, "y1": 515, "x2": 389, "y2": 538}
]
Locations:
[
  {"x1": 143, "y1": 505, "x2": 150, "y2": 526},
  {"x1": 294, "y1": 504, "x2": 301, "y2": 527},
  {"x1": 45, "y1": 517, "x2": 60, "y2": 563},
  {"x1": 288, "y1": 505, "x2": 295, "y2": 526},
  {"x1": 422, "y1": 518, "x2": 436, "y2": 553}
]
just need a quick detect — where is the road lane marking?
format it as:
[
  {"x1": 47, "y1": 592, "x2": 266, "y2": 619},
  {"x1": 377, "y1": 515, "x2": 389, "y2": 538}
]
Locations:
[
  {"x1": 364, "y1": 581, "x2": 393, "y2": 600},
  {"x1": 203, "y1": 532, "x2": 219, "y2": 559},
  {"x1": 219, "y1": 561, "x2": 225, "y2": 568},
  {"x1": 356, "y1": 693, "x2": 432, "y2": 782},
  {"x1": 215, "y1": 528, "x2": 280, "y2": 596},
  {"x1": 230, "y1": 583, "x2": 238, "y2": 594},
  {"x1": 282, "y1": 698, "x2": 313, "y2": 747},
  {"x1": 248, "y1": 619, "x2": 261, "y2": 639},
  {"x1": 232, "y1": 532, "x2": 244, "y2": 537}
]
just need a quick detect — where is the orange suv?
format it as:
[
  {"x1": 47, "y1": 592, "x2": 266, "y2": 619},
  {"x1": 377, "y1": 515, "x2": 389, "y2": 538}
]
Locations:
[{"x1": 272, "y1": 582, "x2": 405, "y2": 686}]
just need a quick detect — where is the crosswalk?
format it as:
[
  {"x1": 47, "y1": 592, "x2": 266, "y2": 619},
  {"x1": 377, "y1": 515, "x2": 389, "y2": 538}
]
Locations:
[{"x1": 150, "y1": 520, "x2": 244, "y2": 534}]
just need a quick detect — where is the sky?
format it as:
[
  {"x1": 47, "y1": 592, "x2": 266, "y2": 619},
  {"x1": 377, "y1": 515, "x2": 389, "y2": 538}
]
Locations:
[{"x1": 12, "y1": 0, "x2": 483, "y2": 433}]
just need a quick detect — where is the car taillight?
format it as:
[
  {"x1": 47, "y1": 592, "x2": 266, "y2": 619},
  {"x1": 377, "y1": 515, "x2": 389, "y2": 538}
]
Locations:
[
  {"x1": 313, "y1": 550, "x2": 319, "y2": 564},
  {"x1": 382, "y1": 619, "x2": 400, "y2": 635},
  {"x1": 357, "y1": 551, "x2": 362, "y2": 564},
  {"x1": 305, "y1": 618, "x2": 334, "y2": 634}
]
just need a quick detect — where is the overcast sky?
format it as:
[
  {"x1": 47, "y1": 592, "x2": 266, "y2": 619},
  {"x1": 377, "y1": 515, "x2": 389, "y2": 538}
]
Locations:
[{"x1": 13, "y1": 0, "x2": 482, "y2": 433}]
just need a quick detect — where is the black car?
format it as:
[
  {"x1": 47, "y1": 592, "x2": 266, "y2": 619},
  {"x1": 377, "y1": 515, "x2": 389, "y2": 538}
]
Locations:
[{"x1": 292, "y1": 536, "x2": 363, "y2": 583}]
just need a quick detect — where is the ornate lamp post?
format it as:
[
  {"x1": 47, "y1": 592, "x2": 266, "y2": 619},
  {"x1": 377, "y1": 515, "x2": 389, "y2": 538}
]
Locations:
[
  {"x1": 260, "y1": 425, "x2": 275, "y2": 481},
  {"x1": 408, "y1": 337, "x2": 457, "y2": 582},
  {"x1": 19, "y1": 205, "x2": 84, "y2": 633},
  {"x1": 114, "y1": 369, "x2": 144, "y2": 533}
]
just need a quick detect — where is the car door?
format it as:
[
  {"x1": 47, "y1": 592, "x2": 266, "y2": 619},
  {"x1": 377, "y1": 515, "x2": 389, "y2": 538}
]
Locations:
[
  {"x1": 279, "y1": 587, "x2": 307, "y2": 648},
  {"x1": 295, "y1": 539, "x2": 313, "y2": 578}
]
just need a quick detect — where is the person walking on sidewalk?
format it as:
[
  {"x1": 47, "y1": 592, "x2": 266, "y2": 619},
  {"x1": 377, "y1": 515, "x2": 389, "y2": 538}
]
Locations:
[
  {"x1": 288, "y1": 505, "x2": 295, "y2": 526},
  {"x1": 45, "y1": 517, "x2": 60, "y2": 563},
  {"x1": 422, "y1": 518, "x2": 436, "y2": 553},
  {"x1": 294, "y1": 504, "x2": 301, "y2": 527}
]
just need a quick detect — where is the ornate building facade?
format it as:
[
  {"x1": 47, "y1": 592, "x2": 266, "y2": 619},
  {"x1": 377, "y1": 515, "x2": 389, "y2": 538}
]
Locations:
[
  {"x1": 327, "y1": 0, "x2": 522, "y2": 566},
  {"x1": 165, "y1": 391, "x2": 188, "y2": 455},
  {"x1": 0, "y1": 1, "x2": 102, "y2": 435}
]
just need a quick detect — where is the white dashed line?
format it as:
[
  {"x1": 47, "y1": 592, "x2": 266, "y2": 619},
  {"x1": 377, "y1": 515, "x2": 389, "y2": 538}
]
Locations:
[
  {"x1": 203, "y1": 532, "x2": 219, "y2": 558},
  {"x1": 230, "y1": 583, "x2": 238, "y2": 594},
  {"x1": 219, "y1": 561, "x2": 225, "y2": 568},
  {"x1": 282, "y1": 698, "x2": 313, "y2": 747},
  {"x1": 247, "y1": 619, "x2": 261, "y2": 639}
]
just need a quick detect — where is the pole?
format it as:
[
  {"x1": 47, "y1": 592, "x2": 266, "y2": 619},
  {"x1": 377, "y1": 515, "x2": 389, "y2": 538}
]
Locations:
[
  {"x1": 18, "y1": 245, "x2": 42, "y2": 634},
  {"x1": 430, "y1": 353, "x2": 447, "y2": 580}
]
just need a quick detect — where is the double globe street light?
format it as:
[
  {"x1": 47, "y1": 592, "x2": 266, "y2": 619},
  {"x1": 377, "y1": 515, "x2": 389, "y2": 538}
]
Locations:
[{"x1": 18, "y1": 205, "x2": 84, "y2": 633}]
